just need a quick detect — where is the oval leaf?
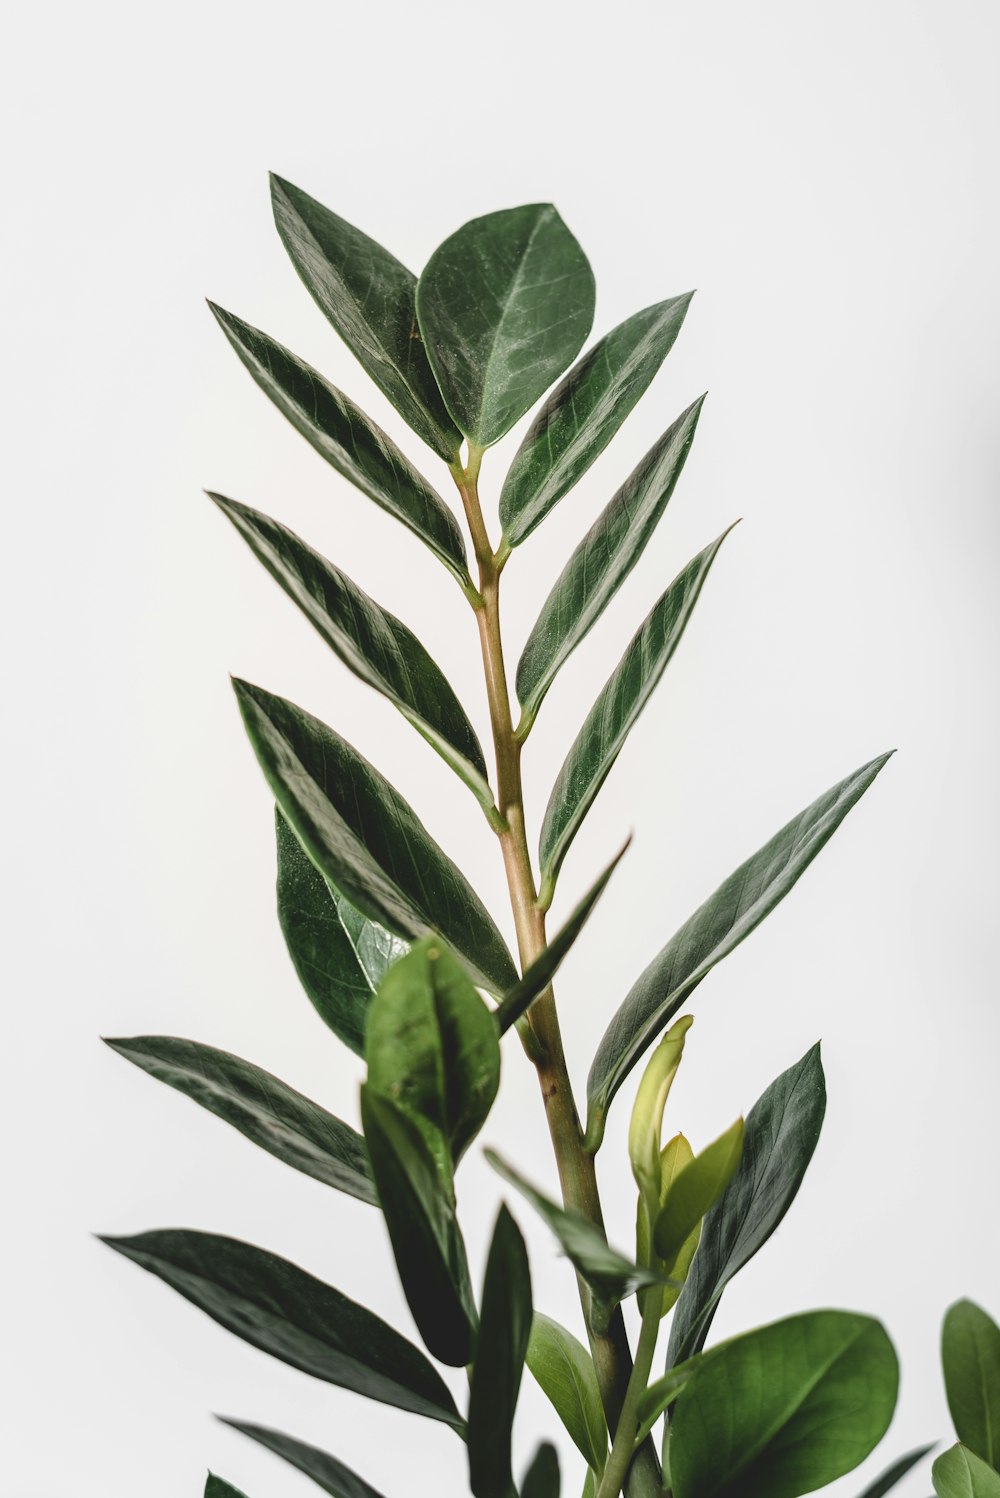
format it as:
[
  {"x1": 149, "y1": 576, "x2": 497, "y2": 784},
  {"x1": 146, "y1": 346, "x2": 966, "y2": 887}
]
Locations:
[
  {"x1": 933, "y1": 1445, "x2": 1000, "y2": 1498},
  {"x1": 943, "y1": 1300, "x2": 1000, "y2": 1466},
  {"x1": 468, "y1": 1207, "x2": 533, "y2": 1498},
  {"x1": 855, "y1": 1445, "x2": 936, "y2": 1497},
  {"x1": 585, "y1": 752, "x2": 893, "y2": 1148},
  {"x1": 521, "y1": 1444, "x2": 561, "y2": 1498},
  {"x1": 222, "y1": 1420, "x2": 389, "y2": 1498},
  {"x1": 104, "y1": 1035, "x2": 377, "y2": 1205},
  {"x1": 271, "y1": 174, "x2": 462, "y2": 461},
  {"x1": 416, "y1": 205, "x2": 595, "y2": 448},
  {"x1": 653, "y1": 1119, "x2": 744, "y2": 1265},
  {"x1": 499, "y1": 294, "x2": 694, "y2": 547},
  {"x1": 526, "y1": 1313, "x2": 608, "y2": 1474},
  {"x1": 100, "y1": 1229, "x2": 461, "y2": 1429}
]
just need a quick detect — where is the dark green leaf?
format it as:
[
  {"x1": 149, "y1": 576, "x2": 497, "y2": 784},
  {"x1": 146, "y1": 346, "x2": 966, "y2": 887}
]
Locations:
[
  {"x1": 585, "y1": 752, "x2": 893, "y2": 1147},
  {"x1": 634, "y1": 1358, "x2": 703, "y2": 1446},
  {"x1": 652, "y1": 1119, "x2": 744, "y2": 1265},
  {"x1": 670, "y1": 1310, "x2": 899, "y2": 1498},
  {"x1": 104, "y1": 1035, "x2": 376, "y2": 1205},
  {"x1": 100, "y1": 1229, "x2": 461, "y2": 1429},
  {"x1": 855, "y1": 1445, "x2": 935, "y2": 1497},
  {"x1": 468, "y1": 1207, "x2": 533, "y2": 1498},
  {"x1": 515, "y1": 397, "x2": 704, "y2": 730},
  {"x1": 943, "y1": 1300, "x2": 1000, "y2": 1466},
  {"x1": 271, "y1": 174, "x2": 462, "y2": 461},
  {"x1": 521, "y1": 1444, "x2": 561, "y2": 1498},
  {"x1": 366, "y1": 936, "x2": 500, "y2": 1172},
  {"x1": 208, "y1": 304, "x2": 469, "y2": 585},
  {"x1": 933, "y1": 1445, "x2": 1000, "y2": 1498},
  {"x1": 499, "y1": 295, "x2": 693, "y2": 547},
  {"x1": 235, "y1": 681, "x2": 518, "y2": 995},
  {"x1": 526, "y1": 1313, "x2": 607, "y2": 1473},
  {"x1": 361, "y1": 1087, "x2": 477, "y2": 1367},
  {"x1": 667, "y1": 1045, "x2": 827, "y2": 1366},
  {"x1": 539, "y1": 530, "x2": 733, "y2": 896},
  {"x1": 416, "y1": 205, "x2": 595, "y2": 448},
  {"x1": 222, "y1": 1420, "x2": 388, "y2": 1498},
  {"x1": 206, "y1": 1478, "x2": 250, "y2": 1498},
  {"x1": 496, "y1": 840, "x2": 630, "y2": 1034},
  {"x1": 212, "y1": 495, "x2": 491, "y2": 807}
]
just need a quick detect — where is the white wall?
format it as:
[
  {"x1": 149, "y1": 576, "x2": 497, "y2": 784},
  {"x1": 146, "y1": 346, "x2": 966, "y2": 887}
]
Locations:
[{"x1": 4, "y1": 2, "x2": 998, "y2": 1494}]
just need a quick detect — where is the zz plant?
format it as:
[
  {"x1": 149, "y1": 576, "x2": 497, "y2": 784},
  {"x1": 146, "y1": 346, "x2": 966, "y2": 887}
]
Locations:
[{"x1": 102, "y1": 181, "x2": 994, "y2": 1498}]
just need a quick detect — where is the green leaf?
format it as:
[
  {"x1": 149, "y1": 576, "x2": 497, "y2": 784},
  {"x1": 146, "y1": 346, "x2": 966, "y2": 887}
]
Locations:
[
  {"x1": 636, "y1": 1133, "x2": 702, "y2": 1318},
  {"x1": 653, "y1": 1119, "x2": 744, "y2": 1265},
  {"x1": 496, "y1": 840, "x2": 630, "y2": 1034},
  {"x1": 499, "y1": 294, "x2": 694, "y2": 547},
  {"x1": 855, "y1": 1445, "x2": 935, "y2": 1496},
  {"x1": 585, "y1": 752, "x2": 893, "y2": 1147},
  {"x1": 206, "y1": 1478, "x2": 250, "y2": 1498},
  {"x1": 667, "y1": 1044, "x2": 827, "y2": 1366},
  {"x1": 468, "y1": 1207, "x2": 533, "y2": 1498},
  {"x1": 271, "y1": 174, "x2": 462, "y2": 461},
  {"x1": 416, "y1": 205, "x2": 595, "y2": 448},
  {"x1": 100, "y1": 1229, "x2": 461, "y2": 1429},
  {"x1": 634, "y1": 1358, "x2": 703, "y2": 1447},
  {"x1": 360, "y1": 1086, "x2": 477, "y2": 1367},
  {"x1": 235, "y1": 681, "x2": 518, "y2": 995},
  {"x1": 222, "y1": 1419, "x2": 388, "y2": 1498},
  {"x1": 669, "y1": 1310, "x2": 899, "y2": 1498},
  {"x1": 628, "y1": 1017, "x2": 694, "y2": 1203},
  {"x1": 539, "y1": 529, "x2": 733, "y2": 896},
  {"x1": 366, "y1": 936, "x2": 501, "y2": 1172},
  {"x1": 933, "y1": 1445, "x2": 1000, "y2": 1498},
  {"x1": 208, "y1": 304, "x2": 469, "y2": 586},
  {"x1": 526, "y1": 1313, "x2": 608, "y2": 1474},
  {"x1": 104, "y1": 1035, "x2": 377, "y2": 1205},
  {"x1": 521, "y1": 1444, "x2": 561, "y2": 1498},
  {"x1": 943, "y1": 1300, "x2": 1000, "y2": 1466},
  {"x1": 212, "y1": 495, "x2": 491, "y2": 809},
  {"x1": 515, "y1": 397, "x2": 704, "y2": 729}
]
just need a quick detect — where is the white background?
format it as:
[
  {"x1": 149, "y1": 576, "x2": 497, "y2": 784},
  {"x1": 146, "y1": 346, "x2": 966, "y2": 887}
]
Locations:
[{"x1": 3, "y1": 2, "x2": 998, "y2": 1495}]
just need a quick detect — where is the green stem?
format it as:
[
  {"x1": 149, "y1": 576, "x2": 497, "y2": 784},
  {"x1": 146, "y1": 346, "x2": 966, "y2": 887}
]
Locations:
[{"x1": 597, "y1": 1292, "x2": 662, "y2": 1498}]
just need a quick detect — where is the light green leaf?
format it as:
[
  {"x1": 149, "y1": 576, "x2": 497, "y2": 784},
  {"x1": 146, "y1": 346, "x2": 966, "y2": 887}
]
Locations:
[
  {"x1": 521, "y1": 1444, "x2": 561, "y2": 1498},
  {"x1": 468, "y1": 1208, "x2": 533, "y2": 1498},
  {"x1": 653, "y1": 1119, "x2": 744, "y2": 1266},
  {"x1": 539, "y1": 529, "x2": 733, "y2": 897},
  {"x1": 271, "y1": 174, "x2": 462, "y2": 461},
  {"x1": 499, "y1": 295, "x2": 694, "y2": 546},
  {"x1": 104, "y1": 1035, "x2": 376, "y2": 1205},
  {"x1": 933, "y1": 1445, "x2": 1000, "y2": 1498},
  {"x1": 669, "y1": 1310, "x2": 899, "y2": 1498},
  {"x1": 585, "y1": 752, "x2": 893, "y2": 1147},
  {"x1": 209, "y1": 304, "x2": 469, "y2": 585},
  {"x1": 527, "y1": 1313, "x2": 608, "y2": 1474},
  {"x1": 416, "y1": 205, "x2": 595, "y2": 448},
  {"x1": 222, "y1": 1419, "x2": 389, "y2": 1498},
  {"x1": 636, "y1": 1134, "x2": 702, "y2": 1318},
  {"x1": 943, "y1": 1300, "x2": 1000, "y2": 1466},
  {"x1": 515, "y1": 397, "x2": 704, "y2": 730},
  {"x1": 235, "y1": 681, "x2": 518, "y2": 995},
  {"x1": 100, "y1": 1229, "x2": 462, "y2": 1429},
  {"x1": 206, "y1": 1478, "x2": 250, "y2": 1498},
  {"x1": 855, "y1": 1445, "x2": 935, "y2": 1496},
  {"x1": 629, "y1": 1017, "x2": 694, "y2": 1202}
]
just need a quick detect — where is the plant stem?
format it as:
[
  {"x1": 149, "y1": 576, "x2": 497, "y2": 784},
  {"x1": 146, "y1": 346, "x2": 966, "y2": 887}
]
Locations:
[
  {"x1": 596, "y1": 1285, "x2": 662, "y2": 1498},
  {"x1": 453, "y1": 455, "x2": 662, "y2": 1498}
]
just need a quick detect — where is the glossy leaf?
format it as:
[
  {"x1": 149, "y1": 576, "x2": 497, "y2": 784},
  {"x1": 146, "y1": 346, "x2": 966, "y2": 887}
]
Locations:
[
  {"x1": 271, "y1": 174, "x2": 461, "y2": 461},
  {"x1": 212, "y1": 495, "x2": 491, "y2": 807},
  {"x1": 943, "y1": 1300, "x2": 1000, "y2": 1466},
  {"x1": 634, "y1": 1358, "x2": 702, "y2": 1447},
  {"x1": 206, "y1": 1479, "x2": 249, "y2": 1498},
  {"x1": 499, "y1": 295, "x2": 694, "y2": 547},
  {"x1": 667, "y1": 1044, "x2": 827, "y2": 1366},
  {"x1": 526, "y1": 1313, "x2": 608, "y2": 1473},
  {"x1": 468, "y1": 1207, "x2": 533, "y2": 1498},
  {"x1": 521, "y1": 1445, "x2": 561, "y2": 1498},
  {"x1": 585, "y1": 752, "x2": 893, "y2": 1147},
  {"x1": 653, "y1": 1119, "x2": 744, "y2": 1267},
  {"x1": 105, "y1": 1035, "x2": 377, "y2": 1205},
  {"x1": 855, "y1": 1445, "x2": 936, "y2": 1496},
  {"x1": 515, "y1": 397, "x2": 704, "y2": 729},
  {"x1": 235, "y1": 681, "x2": 518, "y2": 995},
  {"x1": 360, "y1": 1086, "x2": 477, "y2": 1368},
  {"x1": 209, "y1": 304, "x2": 469, "y2": 585},
  {"x1": 223, "y1": 1420, "x2": 388, "y2": 1498},
  {"x1": 100, "y1": 1229, "x2": 461, "y2": 1429},
  {"x1": 933, "y1": 1445, "x2": 1000, "y2": 1498},
  {"x1": 670, "y1": 1310, "x2": 899, "y2": 1498},
  {"x1": 496, "y1": 840, "x2": 630, "y2": 1034},
  {"x1": 539, "y1": 529, "x2": 733, "y2": 895},
  {"x1": 416, "y1": 205, "x2": 595, "y2": 448}
]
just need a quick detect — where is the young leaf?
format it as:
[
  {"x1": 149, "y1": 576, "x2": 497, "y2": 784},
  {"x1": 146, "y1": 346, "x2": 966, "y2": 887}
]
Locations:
[
  {"x1": 104, "y1": 1035, "x2": 377, "y2": 1205},
  {"x1": 854, "y1": 1445, "x2": 936, "y2": 1496},
  {"x1": 933, "y1": 1445, "x2": 1000, "y2": 1498},
  {"x1": 206, "y1": 1479, "x2": 250, "y2": 1498},
  {"x1": 235, "y1": 681, "x2": 518, "y2": 995},
  {"x1": 628, "y1": 1017, "x2": 694, "y2": 1201},
  {"x1": 667, "y1": 1044, "x2": 827, "y2": 1365},
  {"x1": 416, "y1": 205, "x2": 595, "y2": 448},
  {"x1": 212, "y1": 495, "x2": 492, "y2": 808},
  {"x1": 669, "y1": 1310, "x2": 899, "y2": 1498},
  {"x1": 208, "y1": 304, "x2": 470, "y2": 586},
  {"x1": 468, "y1": 1207, "x2": 533, "y2": 1498},
  {"x1": 636, "y1": 1134, "x2": 702, "y2": 1318},
  {"x1": 499, "y1": 295, "x2": 694, "y2": 547},
  {"x1": 539, "y1": 529, "x2": 734, "y2": 896},
  {"x1": 653, "y1": 1119, "x2": 744, "y2": 1265},
  {"x1": 943, "y1": 1300, "x2": 1000, "y2": 1466},
  {"x1": 222, "y1": 1419, "x2": 389, "y2": 1498},
  {"x1": 526, "y1": 1313, "x2": 608, "y2": 1474},
  {"x1": 360, "y1": 1086, "x2": 478, "y2": 1368},
  {"x1": 100, "y1": 1229, "x2": 462, "y2": 1429},
  {"x1": 271, "y1": 174, "x2": 462, "y2": 461},
  {"x1": 585, "y1": 752, "x2": 893, "y2": 1147},
  {"x1": 515, "y1": 397, "x2": 705, "y2": 730},
  {"x1": 521, "y1": 1444, "x2": 561, "y2": 1498}
]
